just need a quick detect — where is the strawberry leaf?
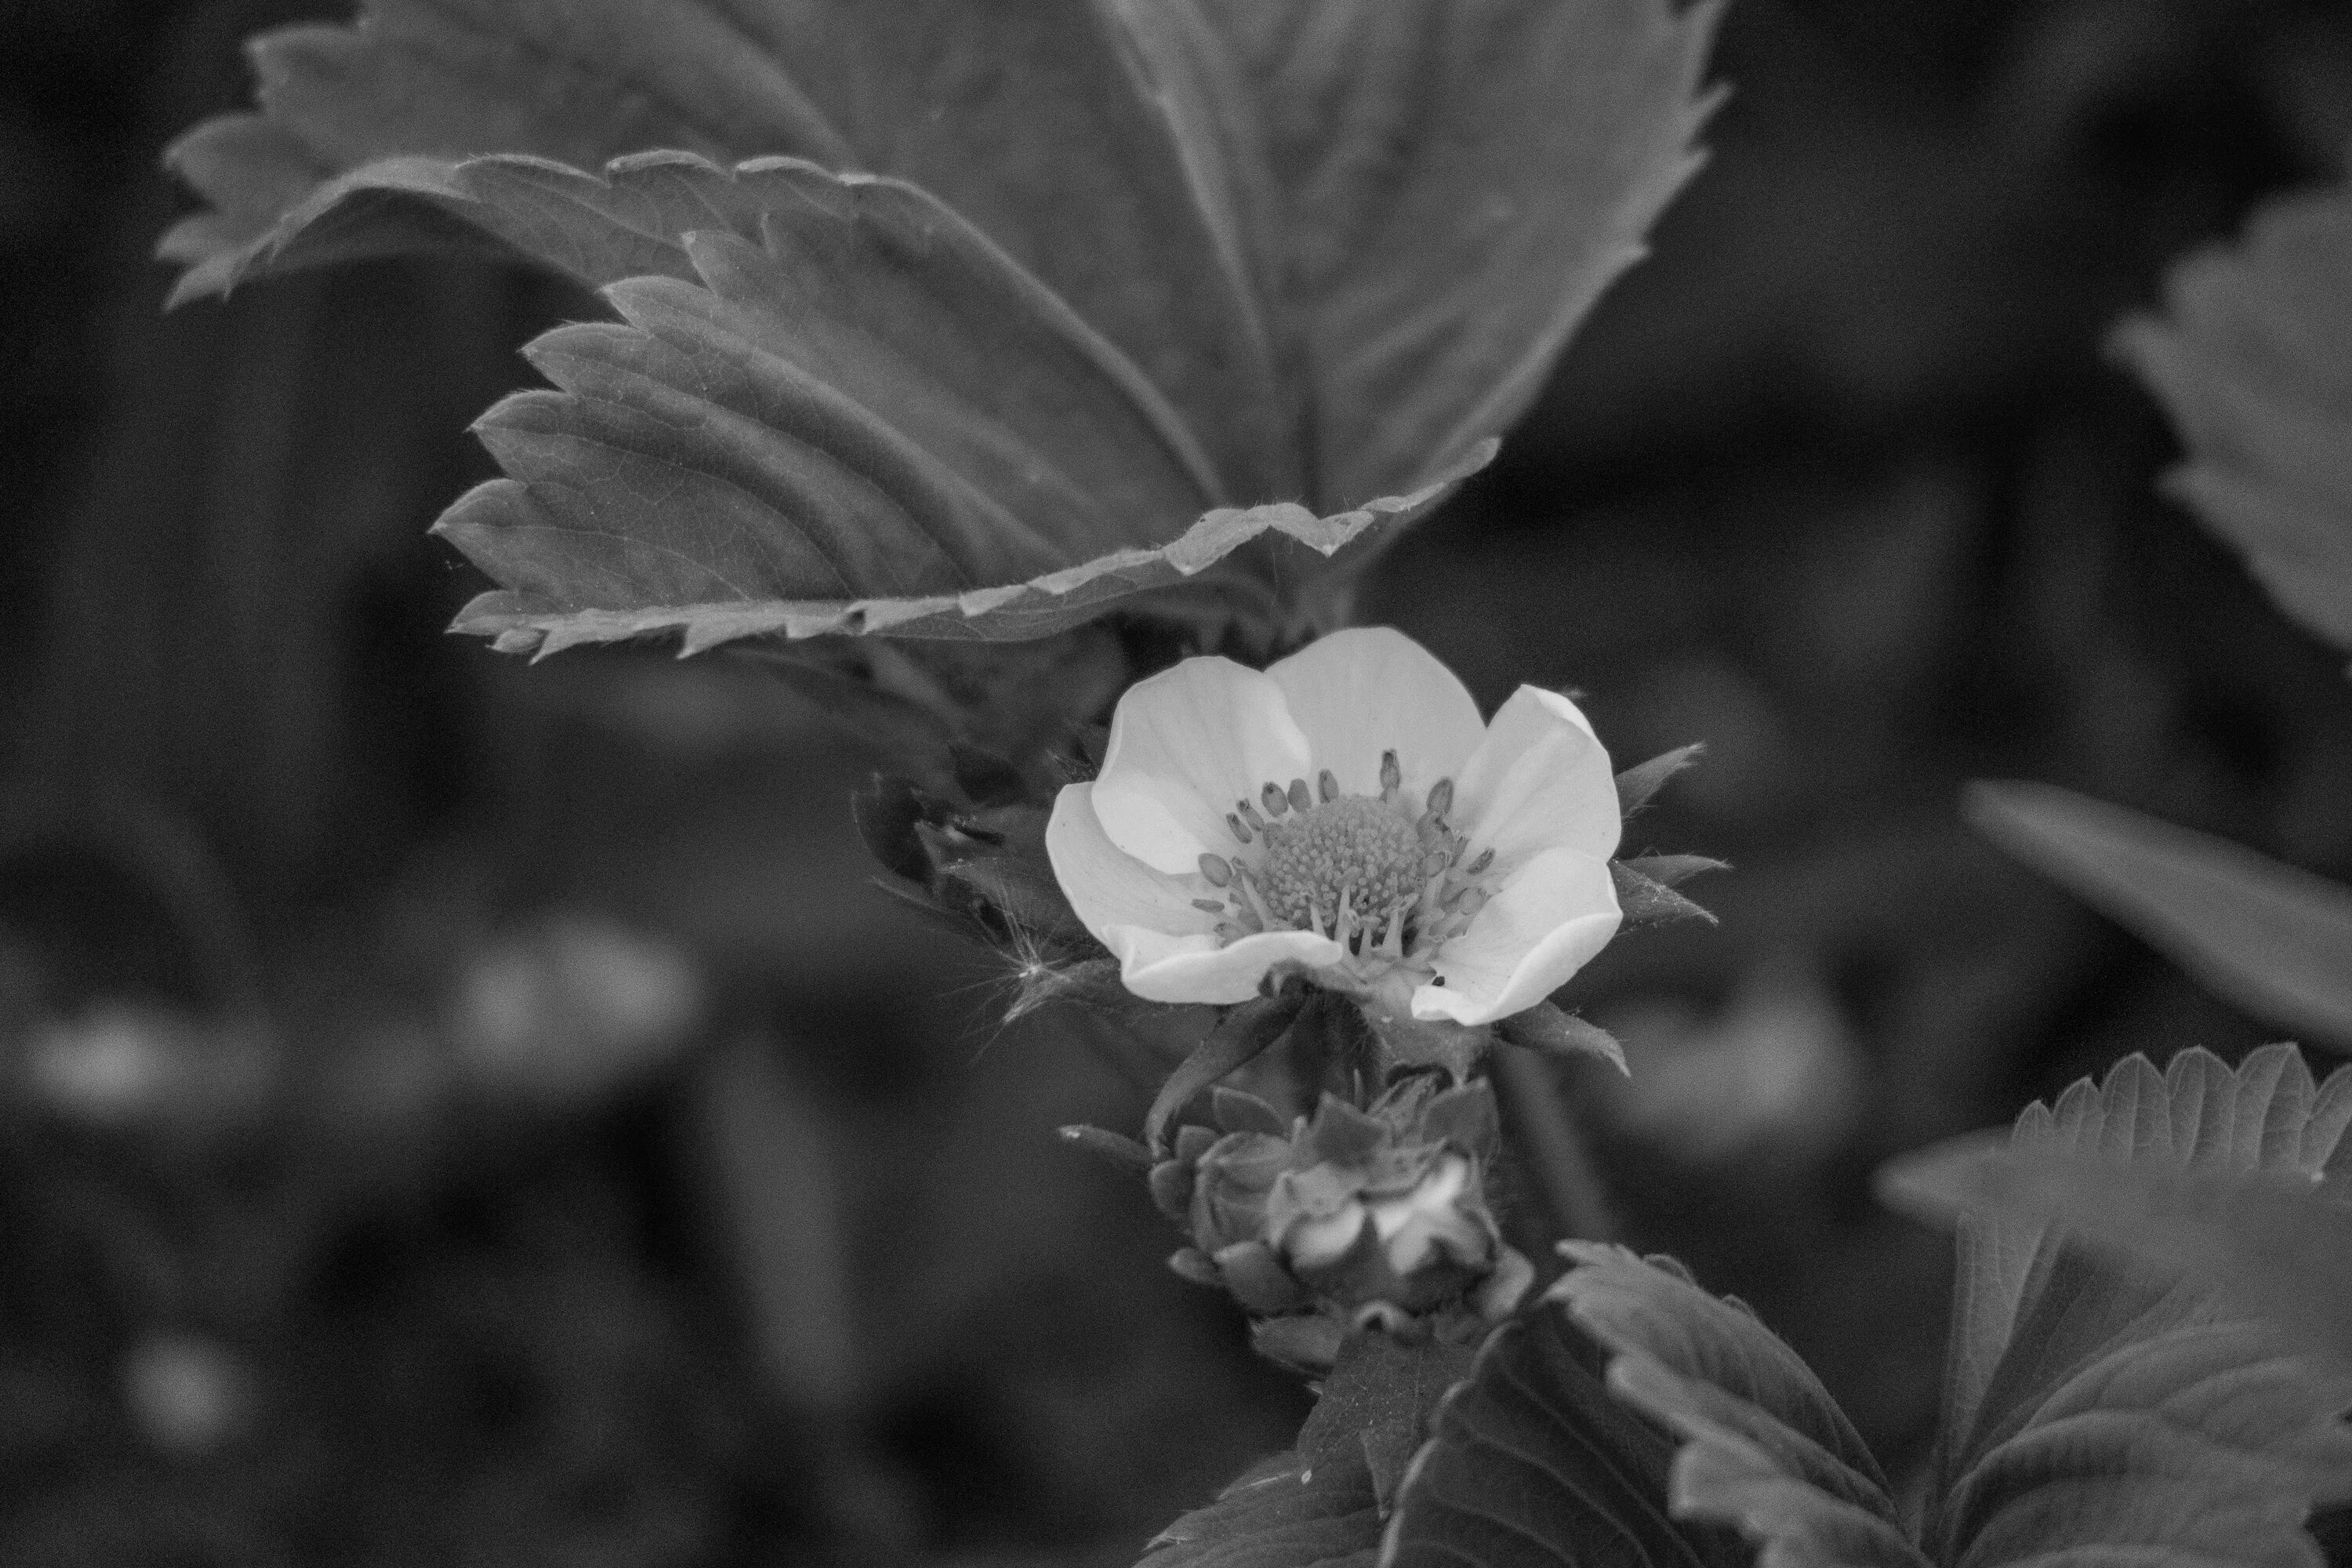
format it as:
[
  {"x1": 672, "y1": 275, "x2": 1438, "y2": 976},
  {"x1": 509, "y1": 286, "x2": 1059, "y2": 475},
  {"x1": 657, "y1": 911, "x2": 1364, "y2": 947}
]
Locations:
[
  {"x1": 2114, "y1": 179, "x2": 2352, "y2": 656},
  {"x1": 1383, "y1": 1294, "x2": 1748, "y2": 1568},
  {"x1": 165, "y1": 3, "x2": 1722, "y2": 651},
  {"x1": 1552, "y1": 1247, "x2": 1916, "y2": 1568},
  {"x1": 1896, "y1": 1045, "x2": 2352, "y2": 1568}
]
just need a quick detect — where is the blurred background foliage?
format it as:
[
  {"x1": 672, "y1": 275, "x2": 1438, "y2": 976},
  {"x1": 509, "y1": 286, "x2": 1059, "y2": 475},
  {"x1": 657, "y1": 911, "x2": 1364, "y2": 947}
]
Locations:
[{"x1": 2, "y1": 0, "x2": 2350, "y2": 1563}]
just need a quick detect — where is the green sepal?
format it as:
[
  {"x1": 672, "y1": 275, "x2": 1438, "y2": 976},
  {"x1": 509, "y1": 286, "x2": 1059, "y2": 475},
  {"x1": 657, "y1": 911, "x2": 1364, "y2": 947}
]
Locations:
[
  {"x1": 1614, "y1": 742, "x2": 1704, "y2": 816},
  {"x1": 1496, "y1": 1001, "x2": 1629, "y2": 1074},
  {"x1": 1056, "y1": 1123, "x2": 1152, "y2": 1174}
]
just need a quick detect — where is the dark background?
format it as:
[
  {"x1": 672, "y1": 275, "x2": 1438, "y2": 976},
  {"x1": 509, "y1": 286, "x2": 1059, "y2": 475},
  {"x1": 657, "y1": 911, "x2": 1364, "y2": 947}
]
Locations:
[{"x1": 3, "y1": 1, "x2": 2350, "y2": 1563}]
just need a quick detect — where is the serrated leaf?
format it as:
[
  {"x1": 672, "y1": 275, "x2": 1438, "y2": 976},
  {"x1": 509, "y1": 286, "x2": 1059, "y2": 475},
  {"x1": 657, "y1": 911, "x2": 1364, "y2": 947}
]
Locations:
[
  {"x1": 1896, "y1": 1044, "x2": 2352, "y2": 1568},
  {"x1": 1201, "y1": 0, "x2": 1724, "y2": 505},
  {"x1": 168, "y1": 3, "x2": 1723, "y2": 652},
  {"x1": 167, "y1": 2, "x2": 1297, "y2": 503},
  {"x1": 1549, "y1": 1245, "x2": 1912, "y2": 1568},
  {"x1": 2113, "y1": 180, "x2": 2352, "y2": 654},
  {"x1": 1143, "y1": 1334, "x2": 1475, "y2": 1568},
  {"x1": 1967, "y1": 781, "x2": 2352, "y2": 1052},
  {"x1": 1381, "y1": 1295, "x2": 1746, "y2": 1568},
  {"x1": 1880, "y1": 1139, "x2": 2352, "y2": 1372}
]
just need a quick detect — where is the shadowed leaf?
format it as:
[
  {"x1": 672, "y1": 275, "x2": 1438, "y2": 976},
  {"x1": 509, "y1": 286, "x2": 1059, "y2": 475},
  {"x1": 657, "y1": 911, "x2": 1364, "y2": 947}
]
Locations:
[
  {"x1": 1967, "y1": 781, "x2": 2352, "y2": 1052},
  {"x1": 1382, "y1": 1295, "x2": 1746, "y2": 1568},
  {"x1": 1552, "y1": 1246, "x2": 1914, "y2": 1568},
  {"x1": 1142, "y1": 1334, "x2": 1475, "y2": 1568}
]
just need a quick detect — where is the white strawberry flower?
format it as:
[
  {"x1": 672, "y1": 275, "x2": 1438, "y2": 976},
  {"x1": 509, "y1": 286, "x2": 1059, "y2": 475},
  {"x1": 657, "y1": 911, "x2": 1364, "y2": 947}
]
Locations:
[{"x1": 1045, "y1": 627, "x2": 1622, "y2": 1026}]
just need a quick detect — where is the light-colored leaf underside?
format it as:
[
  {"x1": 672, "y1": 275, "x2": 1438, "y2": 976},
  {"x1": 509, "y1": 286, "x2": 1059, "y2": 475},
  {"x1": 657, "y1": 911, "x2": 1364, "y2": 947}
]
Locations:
[
  {"x1": 2115, "y1": 180, "x2": 2352, "y2": 657},
  {"x1": 162, "y1": 0, "x2": 1722, "y2": 651}
]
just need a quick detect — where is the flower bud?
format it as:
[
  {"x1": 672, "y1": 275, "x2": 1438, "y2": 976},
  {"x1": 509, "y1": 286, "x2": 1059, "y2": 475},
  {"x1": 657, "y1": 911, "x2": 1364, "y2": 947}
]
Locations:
[{"x1": 1152, "y1": 1073, "x2": 1531, "y2": 1363}]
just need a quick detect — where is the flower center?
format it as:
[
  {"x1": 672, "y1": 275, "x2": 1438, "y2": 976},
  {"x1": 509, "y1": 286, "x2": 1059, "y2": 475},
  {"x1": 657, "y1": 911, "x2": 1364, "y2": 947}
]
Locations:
[
  {"x1": 1259, "y1": 798, "x2": 1423, "y2": 931},
  {"x1": 1192, "y1": 752, "x2": 1498, "y2": 962}
]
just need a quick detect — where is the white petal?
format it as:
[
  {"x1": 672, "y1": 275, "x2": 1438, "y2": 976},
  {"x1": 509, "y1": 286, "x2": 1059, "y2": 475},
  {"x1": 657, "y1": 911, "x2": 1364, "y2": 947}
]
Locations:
[
  {"x1": 1047, "y1": 782, "x2": 1208, "y2": 938},
  {"x1": 1091, "y1": 657, "x2": 1311, "y2": 873},
  {"x1": 1120, "y1": 926, "x2": 1348, "y2": 1006},
  {"x1": 1046, "y1": 784, "x2": 1344, "y2": 1004},
  {"x1": 1413, "y1": 849, "x2": 1621, "y2": 1025},
  {"x1": 1266, "y1": 627, "x2": 1486, "y2": 799},
  {"x1": 1452, "y1": 687, "x2": 1619, "y2": 873}
]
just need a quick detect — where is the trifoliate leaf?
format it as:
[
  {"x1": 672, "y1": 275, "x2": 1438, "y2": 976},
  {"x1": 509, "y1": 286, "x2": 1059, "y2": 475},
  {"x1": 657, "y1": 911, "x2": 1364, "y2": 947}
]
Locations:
[
  {"x1": 1880, "y1": 1137, "x2": 2352, "y2": 1372},
  {"x1": 1552, "y1": 1245, "x2": 1915, "y2": 1568},
  {"x1": 2114, "y1": 179, "x2": 2352, "y2": 655},
  {"x1": 1382, "y1": 1295, "x2": 1746, "y2": 1568},
  {"x1": 1900, "y1": 1044, "x2": 2352, "y2": 1568},
  {"x1": 1967, "y1": 781, "x2": 2352, "y2": 1053},
  {"x1": 167, "y1": 3, "x2": 1724, "y2": 652}
]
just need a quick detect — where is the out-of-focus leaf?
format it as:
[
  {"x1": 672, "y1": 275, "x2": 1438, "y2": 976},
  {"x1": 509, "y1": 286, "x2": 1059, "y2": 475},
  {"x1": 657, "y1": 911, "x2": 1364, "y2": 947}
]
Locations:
[
  {"x1": 1382, "y1": 1293, "x2": 1746, "y2": 1568},
  {"x1": 1201, "y1": 0, "x2": 1723, "y2": 505},
  {"x1": 1899, "y1": 1044, "x2": 2352, "y2": 1568},
  {"x1": 1967, "y1": 780, "x2": 2352, "y2": 1052},
  {"x1": 1142, "y1": 1334, "x2": 1473, "y2": 1568},
  {"x1": 1552, "y1": 1246, "x2": 1915, "y2": 1568},
  {"x1": 2114, "y1": 180, "x2": 2352, "y2": 654}
]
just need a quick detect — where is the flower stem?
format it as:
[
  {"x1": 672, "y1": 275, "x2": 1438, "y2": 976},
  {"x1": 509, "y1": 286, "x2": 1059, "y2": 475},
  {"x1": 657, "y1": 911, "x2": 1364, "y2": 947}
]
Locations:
[{"x1": 1490, "y1": 1045, "x2": 1616, "y2": 1243}]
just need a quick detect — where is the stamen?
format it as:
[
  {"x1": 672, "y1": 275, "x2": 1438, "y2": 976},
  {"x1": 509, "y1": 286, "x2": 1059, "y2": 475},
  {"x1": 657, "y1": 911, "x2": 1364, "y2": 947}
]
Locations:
[
  {"x1": 1261, "y1": 782, "x2": 1289, "y2": 818},
  {"x1": 1287, "y1": 779, "x2": 1312, "y2": 814},
  {"x1": 1234, "y1": 867, "x2": 1277, "y2": 928},
  {"x1": 1238, "y1": 799, "x2": 1269, "y2": 833},
  {"x1": 1379, "y1": 751, "x2": 1401, "y2": 797},
  {"x1": 1199, "y1": 853, "x2": 1233, "y2": 886},
  {"x1": 1192, "y1": 898, "x2": 1228, "y2": 913},
  {"x1": 1227, "y1": 812, "x2": 1253, "y2": 844},
  {"x1": 1426, "y1": 779, "x2": 1454, "y2": 818},
  {"x1": 1420, "y1": 848, "x2": 1450, "y2": 877},
  {"x1": 1465, "y1": 848, "x2": 1494, "y2": 877},
  {"x1": 1214, "y1": 920, "x2": 1247, "y2": 942},
  {"x1": 1456, "y1": 887, "x2": 1489, "y2": 917},
  {"x1": 1334, "y1": 884, "x2": 1356, "y2": 949},
  {"x1": 1317, "y1": 771, "x2": 1338, "y2": 804},
  {"x1": 1379, "y1": 901, "x2": 1409, "y2": 958}
]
